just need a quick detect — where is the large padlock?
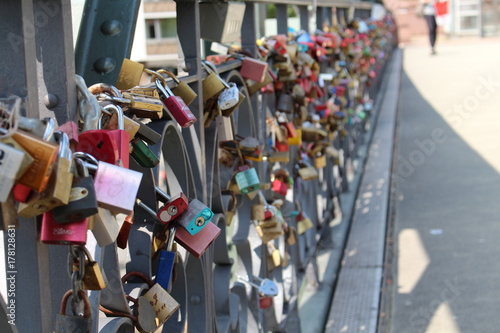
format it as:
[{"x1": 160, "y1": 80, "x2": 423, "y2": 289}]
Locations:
[
  {"x1": 155, "y1": 78, "x2": 197, "y2": 128},
  {"x1": 51, "y1": 156, "x2": 98, "y2": 223},
  {"x1": 174, "y1": 220, "x2": 221, "y2": 258},
  {"x1": 0, "y1": 142, "x2": 26, "y2": 202},
  {"x1": 116, "y1": 58, "x2": 148, "y2": 90},
  {"x1": 17, "y1": 132, "x2": 74, "y2": 217},
  {"x1": 80, "y1": 153, "x2": 143, "y2": 215},
  {"x1": 55, "y1": 290, "x2": 91, "y2": 333},
  {"x1": 77, "y1": 118, "x2": 119, "y2": 166},
  {"x1": 215, "y1": 114, "x2": 233, "y2": 142},
  {"x1": 11, "y1": 130, "x2": 58, "y2": 192},
  {"x1": 156, "y1": 225, "x2": 177, "y2": 291},
  {"x1": 175, "y1": 199, "x2": 214, "y2": 235},
  {"x1": 156, "y1": 187, "x2": 189, "y2": 224},
  {"x1": 157, "y1": 69, "x2": 197, "y2": 106},
  {"x1": 234, "y1": 165, "x2": 260, "y2": 194},
  {"x1": 41, "y1": 210, "x2": 88, "y2": 245}
]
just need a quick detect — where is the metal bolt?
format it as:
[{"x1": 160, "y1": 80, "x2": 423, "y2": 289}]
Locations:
[
  {"x1": 100, "y1": 20, "x2": 122, "y2": 36},
  {"x1": 43, "y1": 93, "x2": 59, "y2": 109},
  {"x1": 190, "y1": 295, "x2": 201, "y2": 305},
  {"x1": 93, "y1": 57, "x2": 116, "y2": 74}
]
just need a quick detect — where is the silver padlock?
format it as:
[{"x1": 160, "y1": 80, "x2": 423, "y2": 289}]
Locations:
[{"x1": 218, "y1": 82, "x2": 240, "y2": 110}]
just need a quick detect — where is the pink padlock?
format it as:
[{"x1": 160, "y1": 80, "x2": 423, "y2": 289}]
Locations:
[{"x1": 40, "y1": 210, "x2": 88, "y2": 245}]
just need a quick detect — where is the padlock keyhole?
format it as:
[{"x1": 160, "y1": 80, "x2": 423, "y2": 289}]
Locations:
[{"x1": 97, "y1": 141, "x2": 104, "y2": 149}]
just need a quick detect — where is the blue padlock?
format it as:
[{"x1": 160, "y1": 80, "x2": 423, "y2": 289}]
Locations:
[{"x1": 156, "y1": 225, "x2": 176, "y2": 290}]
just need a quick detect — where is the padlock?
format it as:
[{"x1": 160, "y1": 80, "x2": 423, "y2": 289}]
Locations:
[
  {"x1": 101, "y1": 104, "x2": 130, "y2": 168},
  {"x1": 91, "y1": 207, "x2": 120, "y2": 247},
  {"x1": 297, "y1": 211, "x2": 314, "y2": 235},
  {"x1": 174, "y1": 220, "x2": 221, "y2": 258},
  {"x1": 155, "y1": 78, "x2": 197, "y2": 128},
  {"x1": 238, "y1": 56, "x2": 269, "y2": 83},
  {"x1": 130, "y1": 137, "x2": 160, "y2": 168},
  {"x1": 0, "y1": 136, "x2": 35, "y2": 180},
  {"x1": 116, "y1": 58, "x2": 148, "y2": 90},
  {"x1": 276, "y1": 93, "x2": 294, "y2": 113},
  {"x1": 175, "y1": 199, "x2": 214, "y2": 235},
  {"x1": 297, "y1": 165, "x2": 319, "y2": 181},
  {"x1": 272, "y1": 179, "x2": 288, "y2": 196},
  {"x1": 55, "y1": 289, "x2": 91, "y2": 333},
  {"x1": 72, "y1": 246, "x2": 107, "y2": 290},
  {"x1": 288, "y1": 128, "x2": 302, "y2": 145},
  {"x1": 201, "y1": 61, "x2": 227, "y2": 103},
  {"x1": 156, "y1": 187, "x2": 189, "y2": 224},
  {"x1": 12, "y1": 184, "x2": 32, "y2": 203},
  {"x1": 17, "y1": 132, "x2": 74, "y2": 217},
  {"x1": 117, "y1": 212, "x2": 134, "y2": 249},
  {"x1": 104, "y1": 91, "x2": 164, "y2": 120},
  {"x1": 267, "y1": 243, "x2": 281, "y2": 271},
  {"x1": 77, "y1": 120, "x2": 119, "y2": 167},
  {"x1": 0, "y1": 142, "x2": 26, "y2": 202},
  {"x1": 314, "y1": 154, "x2": 327, "y2": 169},
  {"x1": 216, "y1": 114, "x2": 233, "y2": 143},
  {"x1": 156, "y1": 225, "x2": 177, "y2": 290},
  {"x1": 157, "y1": 69, "x2": 197, "y2": 106},
  {"x1": 79, "y1": 157, "x2": 142, "y2": 215},
  {"x1": 285, "y1": 225, "x2": 297, "y2": 245},
  {"x1": 246, "y1": 70, "x2": 273, "y2": 95},
  {"x1": 268, "y1": 151, "x2": 289, "y2": 163},
  {"x1": 122, "y1": 271, "x2": 180, "y2": 331},
  {"x1": 100, "y1": 105, "x2": 140, "y2": 141},
  {"x1": 51, "y1": 156, "x2": 98, "y2": 223},
  {"x1": 237, "y1": 275, "x2": 279, "y2": 297},
  {"x1": 11, "y1": 130, "x2": 58, "y2": 192},
  {"x1": 234, "y1": 165, "x2": 260, "y2": 194},
  {"x1": 126, "y1": 86, "x2": 161, "y2": 99},
  {"x1": 41, "y1": 210, "x2": 88, "y2": 245},
  {"x1": 251, "y1": 204, "x2": 265, "y2": 221},
  {"x1": 218, "y1": 82, "x2": 240, "y2": 111}
]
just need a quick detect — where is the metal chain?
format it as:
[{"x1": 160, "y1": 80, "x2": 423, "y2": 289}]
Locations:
[{"x1": 68, "y1": 245, "x2": 86, "y2": 316}]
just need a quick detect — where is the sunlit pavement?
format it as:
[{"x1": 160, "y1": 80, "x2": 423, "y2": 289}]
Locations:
[{"x1": 387, "y1": 37, "x2": 500, "y2": 333}]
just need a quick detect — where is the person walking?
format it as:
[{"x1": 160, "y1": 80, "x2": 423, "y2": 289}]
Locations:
[{"x1": 421, "y1": 0, "x2": 437, "y2": 54}]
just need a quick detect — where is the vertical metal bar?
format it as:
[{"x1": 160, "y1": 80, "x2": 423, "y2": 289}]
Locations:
[
  {"x1": 33, "y1": 0, "x2": 77, "y2": 125},
  {"x1": 176, "y1": 0, "x2": 206, "y2": 203},
  {"x1": 298, "y1": 5, "x2": 309, "y2": 32},
  {"x1": 276, "y1": 4, "x2": 288, "y2": 35},
  {"x1": 0, "y1": 1, "x2": 53, "y2": 332},
  {"x1": 316, "y1": 7, "x2": 325, "y2": 30},
  {"x1": 242, "y1": 2, "x2": 258, "y2": 57},
  {"x1": 324, "y1": 7, "x2": 333, "y2": 28},
  {"x1": 74, "y1": 0, "x2": 142, "y2": 86}
]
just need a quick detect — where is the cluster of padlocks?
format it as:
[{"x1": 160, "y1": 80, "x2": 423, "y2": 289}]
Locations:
[{"x1": 0, "y1": 13, "x2": 396, "y2": 333}]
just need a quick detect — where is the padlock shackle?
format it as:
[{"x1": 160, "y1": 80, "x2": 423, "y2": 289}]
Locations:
[
  {"x1": 53, "y1": 131, "x2": 71, "y2": 161},
  {"x1": 88, "y1": 83, "x2": 122, "y2": 98},
  {"x1": 135, "y1": 198, "x2": 160, "y2": 222},
  {"x1": 155, "y1": 186, "x2": 172, "y2": 203},
  {"x1": 121, "y1": 271, "x2": 154, "y2": 288},
  {"x1": 76, "y1": 75, "x2": 102, "y2": 132},
  {"x1": 154, "y1": 78, "x2": 174, "y2": 99},
  {"x1": 202, "y1": 61, "x2": 231, "y2": 89},
  {"x1": 102, "y1": 104, "x2": 125, "y2": 131},
  {"x1": 156, "y1": 69, "x2": 180, "y2": 84},
  {"x1": 60, "y1": 289, "x2": 91, "y2": 318}
]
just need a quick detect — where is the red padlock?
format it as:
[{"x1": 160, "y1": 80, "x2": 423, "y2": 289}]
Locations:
[
  {"x1": 13, "y1": 184, "x2": 32, "y2": 203},
  {"x1": 239, "y1": 57, "x2": 269, "y2": 83},
  {"x1": 101, "y1": 104, "x2": 130, "y2": 168},
  {"x1": 155, "y1": 78, "x2": 197, "y2": 128},
  {"x1": 40, "y1": 210, "x2": 88, "y2": 245},
  {"x1": 77, "y1": 129, "x2": 119, "y2": 166},
  {"x1": 272, "y1": 179, "x2": 288, "y2": 196},
  {"x1": 174, "y1": 221, "x2": 221, "y2": 258},
  {"x1": 259, "y1": 296, "x2": 273, "y2": 309}
]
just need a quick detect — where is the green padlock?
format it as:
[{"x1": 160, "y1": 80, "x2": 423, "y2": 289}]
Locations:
[{"x1": 130, "y1": 137, "x2": 160, "y2": 168}]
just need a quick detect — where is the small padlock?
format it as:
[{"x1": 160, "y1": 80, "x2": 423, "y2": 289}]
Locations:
[
  {"x1": 234, "y1": 165, "x2": 260, "y2": 194},
  {"x1": 201, "y1": 61, "x2": 227, "y2": 103},
  {"x1": 156, "y1": 187, "x2": 189, "y2": 224},
  {"x1": 55, "y1": 290, "x2": 91, "y2": 333},
  {"x1": 272, "y1": 179, "x2": 288, "y2": 196},
  {"x1": 51, "y1": 156, "x2": 98, "y2": 223},
  {"x1": 238, "y1": 56, "x2": 269, "y2": 83},
  {"x1": 251, "y1": 204, "x2": 266, "y2": 221},
  {"x1": 216, "y1": 115, "x2": 234, "y2": 142},
  {"x1": 314, "y1": 154, "x2": 327, "y2": 169},
  {"x1": 174, "y1": 220, "x2": 221, "y2": 258},
  {"x1": 12, "y1": 184, "x2": 32, "y2": 203},
  {"x1": 116, "y1": 58, "x2": 148, "y2": 90},
  {"x1": 17, "y1": 132, "x2": 74, "y2": 217},
  {"x1": 268, "y1": 151, "x2": 289, "y2": 163},
  {"x1": 41, "y1": 210, "x2": 88, "y2": 245},
  {"x1": 108, "y1": 91, "x2": 164, "y2": 120},
  {"x1": 72, "y1": 246, "x2": 107, "y2": 290},
  {"x1": 237, "y1": 275, "x2": 279, "y2": 297},
  {"x1": 101, "y1": 104, "x2": 130, "y2": 168},
  {"x1": 156, "y1": 225, "x2": 177, "y2": 291},
  {"x1": 130, "y1": 137, "x2": 160, "y2": 168},
  {"x1": 0, "y1": 142, "x2": 26, "y2": 202},
  {"x1": 218, "y1": 82, "x2": 240, "y2": 111},
  {"x1": 175, "y1": 199, "x2": 214, "y2": 235},
  {"x1": 11, "y1": 130, "x2": 58, "y2": 192},
  {"x1": 297, "y1": 165, "x2": 319, "y2": 181},
  {"x1": 155, "y1": 78, "x2": 197, "y2": 128},
  {"x1": 100, "y1": 105, "x2": 140, "y2": 141},
  {"x1": 296, "y1": 211, "x2": 314, "y2": 234}
]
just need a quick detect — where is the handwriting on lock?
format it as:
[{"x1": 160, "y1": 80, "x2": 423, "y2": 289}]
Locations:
[{"x1": 94, "y1": 163, "x2": 125, "y2": 198}]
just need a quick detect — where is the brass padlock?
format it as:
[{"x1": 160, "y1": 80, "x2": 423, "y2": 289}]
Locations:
[
  {"x1": 72, "y1": 246, "x2": 106, "y2": 290},
  {"x1": 156, "y1": 69, "x2": 197, "y2": 106},
  {"x1": 201, "y1": 60, "x2": 227, "y2": 103}
]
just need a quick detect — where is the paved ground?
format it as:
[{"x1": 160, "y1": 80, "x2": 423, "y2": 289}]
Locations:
[{"x1": 387, "y1": 37, "x2": 500, "y2": 333}]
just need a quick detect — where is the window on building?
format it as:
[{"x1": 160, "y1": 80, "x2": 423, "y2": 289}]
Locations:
[{"x1": 146, "y1": 18, "x2": 177, "y2": 39}]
